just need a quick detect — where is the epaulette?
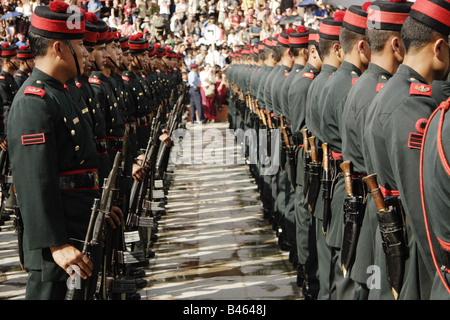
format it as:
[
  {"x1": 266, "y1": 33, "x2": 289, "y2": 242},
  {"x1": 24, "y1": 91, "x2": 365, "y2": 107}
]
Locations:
[
  {"x1": 351, "y1": 71, "x2": 359, "y2": 86},
  {"x1": 89, "y1": 77, "x2": 101, "y2": 85},
  {"x1": 75, "y1": 81, "x2": 81, "y2": 89},
  {"x1": 302, "y1": 72, "x2": 315, "y2": 79},
  {"x1": 24, "y1": 86, "x2": 46, "y2": 98},
  {"x1": 376, "y1": 74, "x2": 389, "y2": 93},
  {"x1": 0, "y1": 75, "x2": 5, "y2": 80},
  {"x1": 284, "y1": 71, "x2": 289, "y2": 78},
  {"x1": 14, "y1": 73, "x2": 22, "y2": 77},
  {"x1": 122, "y1": 75, "x2": 130, "y2": 82},
  {"x1": 409, "y1": 83, "x2": 432, "y2": 97}
]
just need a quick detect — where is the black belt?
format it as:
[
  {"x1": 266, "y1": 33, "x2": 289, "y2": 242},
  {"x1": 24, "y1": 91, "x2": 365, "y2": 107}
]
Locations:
[
  {"x1": 106, "y1": 136, "x2": 123, "y2": 151},
  {"x1": 59, "y1": 169, "x2": 99, "y2": 191},
  {"x1": 95, "y1": 138, "x2": 107, "y2": 155}
]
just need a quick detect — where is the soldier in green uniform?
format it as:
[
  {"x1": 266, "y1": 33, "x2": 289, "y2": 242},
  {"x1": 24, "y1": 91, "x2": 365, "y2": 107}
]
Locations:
[
  {"x1": 0, "y1": 43, "x2": 20, "y2": 222},
  {"x1": 89, "y1": 23, "x2": 126, "y2": 165},
  {"x1": 6, "y1": 1, "x2": 105, "y2": 299},
  {"x1": 304, "y1": 13, "x2": 344, "y2": 300},
  {"x1": 317, "y1": 5, "x2": 370, "y2": 299},
  {"x1": 286, "y1": 29, "x2": 322, "y2": 298},
  {"x1": 280, "y1": 27, "x2": 309, "y2": 125},
  {"x1": 123, "y1": 33, "x2": 151, "y2": 150},
  {"x1": 75, "y1": 12, "x2": 110, "y2": 184},
  {"x1": 340, "y1": 0, "x2": 412, "y2": 300},
  {"x1": 270, "y1": 30, "x2": 295, "y2": 252},
  {"x1": 14, "y1": 46, "x2": 35, "y2": 88},
  {"x1": 364, "y1": 0, "x2": 450, "y2": 299}
]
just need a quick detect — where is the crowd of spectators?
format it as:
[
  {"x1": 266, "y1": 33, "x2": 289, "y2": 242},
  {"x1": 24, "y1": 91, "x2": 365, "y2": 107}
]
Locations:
[{"x1": 0, "y1": 0, "x2": 339, "y2": 122}]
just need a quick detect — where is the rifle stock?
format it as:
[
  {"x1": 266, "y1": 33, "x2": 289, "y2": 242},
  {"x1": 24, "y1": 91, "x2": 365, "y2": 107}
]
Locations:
[{"x1": 65, "y1": 152, "x2": 121, "y2": 300}]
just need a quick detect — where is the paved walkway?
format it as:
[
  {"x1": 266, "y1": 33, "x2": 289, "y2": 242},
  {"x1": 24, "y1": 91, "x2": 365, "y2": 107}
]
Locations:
[{"x1": 0, "y1": 122, "x2": 301, "y2": 300}]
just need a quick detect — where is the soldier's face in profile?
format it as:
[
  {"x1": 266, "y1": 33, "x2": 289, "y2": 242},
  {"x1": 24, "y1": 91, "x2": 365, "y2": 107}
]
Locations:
[
  {"x1": 84, "y1": 46, "x2": 95, "y2": 74},
  {"x1": 66, "y1": 39, "x2": 87, "y2": 76},
  {"x1": 115, "y1": 42, "x2": 122, "y2": 64},
  {"x1": 106, "y1": 42, "x2": 118, "y2": 68},
  {"x1": 93, "y1": 43, "x2": 108, "y2": 71}
]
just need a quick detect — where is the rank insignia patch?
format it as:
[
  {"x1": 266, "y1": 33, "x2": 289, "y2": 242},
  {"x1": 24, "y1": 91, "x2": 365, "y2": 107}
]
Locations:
[
  {"x1": 408, "y1": 132, "x2": 423, "y2": 150},
  {"x1": 410, "y1": 83, "x2": 432, "y2": 96},
  {"x1": 24, "y1": 86, "x2": 46, "y2": 98},
  {"x1": 21, "y1": 133, "x2": 45, "y2": 145}
]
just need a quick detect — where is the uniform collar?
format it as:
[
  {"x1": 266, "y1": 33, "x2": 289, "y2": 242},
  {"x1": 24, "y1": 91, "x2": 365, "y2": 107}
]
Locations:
[
  {"x1": 396, "y1": 64, "x2": 428, "y2": 84},
  {"x1": 321, "y1": 63, "x2": 338, "y2": 74},
  {"x1": 340, "y1": 60, "x2": 362, "y2": 77},
  {"x1": 31, "y1": 67, "x2": 65, "y2": 91},
  {"x1": 366, "y1": 62, "x2": 393, "y2": 78}
]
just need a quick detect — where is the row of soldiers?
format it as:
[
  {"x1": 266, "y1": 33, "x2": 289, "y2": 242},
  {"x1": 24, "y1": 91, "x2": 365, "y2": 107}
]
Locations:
[
  {"x1": 0, "y1": 1, "x2": 187, "y2": 300},
  {"x1": 226, "y1": 0, "x2": 450, "y2": 300}
]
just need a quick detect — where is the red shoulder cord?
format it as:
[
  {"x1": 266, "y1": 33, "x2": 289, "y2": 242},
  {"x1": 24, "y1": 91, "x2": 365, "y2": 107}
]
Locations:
[{"x1": 420, "y1": 97, "x2": 450, "y2": 295}]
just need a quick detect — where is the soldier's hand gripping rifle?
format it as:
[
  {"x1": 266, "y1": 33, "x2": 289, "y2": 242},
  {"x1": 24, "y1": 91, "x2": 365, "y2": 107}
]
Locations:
[
  {"x1": 65, "y1": 151, "x2": 121, "y2": 300},
  {"x1": 102, "y1": 126, "x2": 141, "y2": 299},
  {"x1": 307, "y1": 136, "x2": 321, "y2": 213},
  {"x1": 302, "y1": 129, "x2": 311, "y2": 199},
  {"x1": 322, "y1": 143, "x2": 332, "y2": 236},
  {"x1": 363, "y1": 173, "x2": 408, "y2": 300},
  {"x1": 340, "y1": 160, "x2": 365, "y2": 278}
]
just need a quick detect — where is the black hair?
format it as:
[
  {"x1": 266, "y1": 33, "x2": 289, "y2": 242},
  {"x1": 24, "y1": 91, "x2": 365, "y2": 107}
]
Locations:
[
  {"x1": 272, "y1": 45, "x2": 288, "y2": 62},
  {"x1": 366, "y1": 28, "x2": 399, "y2": 53},
  {"x1": 401, "y1": 16, "x2": 444, "y2": 54},
  {"x1": 28, "y1": 31, "x2": 53, "y2": 57},
  {"x1": 339, "y1": 27, "x2": 367, "y2": 55},
  {"x1": 319, "y1": 37, "x2": 339, "y2": 60}
]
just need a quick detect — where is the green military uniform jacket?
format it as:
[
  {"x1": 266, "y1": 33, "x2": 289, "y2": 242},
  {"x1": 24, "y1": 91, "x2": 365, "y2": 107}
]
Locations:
[
  {"x1": 14, "y1": 69, "x2": 29, "y2": 89},
  {"x1": 281, "y1": 63, "x2": 304, "y2": 124},
  {"x1": 7, "y1": 68, "x2": 100, "y2": 281},
  {"x1": 364, "y1": 64, "x2": 437, "y2": 299}
]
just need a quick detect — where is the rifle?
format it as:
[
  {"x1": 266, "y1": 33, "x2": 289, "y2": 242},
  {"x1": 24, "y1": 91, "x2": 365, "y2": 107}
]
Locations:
[
  {"x1": 322, "y1": 142, "x2": 332, "y2": 236},
  {"x1": 363, "y1": 173, "x2": 408, "y2": 300},
  {"x1": 65, "y1": 151, "x2": 121, "y2": 300},
  {"x1": 307, "y1": 136, "x2": 321, "y2": 213},
  {"x1": 155, "y1": 84, "x2": 187, "y2": 179},
  {"x1": 281, "y1": 116, "x2": 296, "y2": 190},
  {"x1": 302, "y1": 129, "x2": 311, "y2": 199},
  {"x1": 340, "y1": 160, "x2": 365, "y2": 278}
]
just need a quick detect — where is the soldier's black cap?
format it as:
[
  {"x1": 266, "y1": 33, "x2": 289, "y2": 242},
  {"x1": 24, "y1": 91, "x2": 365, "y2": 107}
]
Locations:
[
  {"x1": 409, "y1": 0, "x2": 450, "y2": 35},
  {"x1": 0, "y1": 43, "x2": 17, "y2": 58},
  {"x1": 119, "y1": 36, "x2": 129, "y2": 51},
  {"x1": 342, "y1": 4, "x2": 369, "y2": 35},
  {"x1": 129, "y1": 32, "x2": 148, "y2": 53},
  {"x1": 95, "y1": 19, "x2": 109, "y2": 45},
  {"x1": 308, "y1": 29, "x2": 320, "y2": 47},
  {"x1": 84, "y1": 12, "x2": 98, "y2": 47},
  {"x1": 367, "y1": 0, "x2": 413, "y2": 32},
  {"x1": 17, "y1": 45, "x2": 34, "y2": 60},
  {"x1": 319, "y1": 12, "x2": 344, "y2": 41},
  {"x1": 278, "y1": 29, "x2": 293, "y2": 48},
  {"x1": 30, "y1": 1, "x2": 85, "y2": 40},
  {"x1": 288, "y1": 26, "x2": 309, "y2": 49}
]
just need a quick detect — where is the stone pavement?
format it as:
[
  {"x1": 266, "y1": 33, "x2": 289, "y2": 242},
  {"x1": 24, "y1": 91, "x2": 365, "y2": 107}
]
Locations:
[{"x1": 0, "y1": 122, "x2": 301, "y2": 300}]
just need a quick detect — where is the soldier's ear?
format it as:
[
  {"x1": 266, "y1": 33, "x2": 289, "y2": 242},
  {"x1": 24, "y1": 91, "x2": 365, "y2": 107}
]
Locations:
[{"x1": 432, "y1": 37, "x2": 449, "y2": 75}]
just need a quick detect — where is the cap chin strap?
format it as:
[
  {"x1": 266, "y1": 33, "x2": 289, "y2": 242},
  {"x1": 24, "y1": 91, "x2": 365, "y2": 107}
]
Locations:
[
  {"x1": 108, "y1": 56, "x2": 119, "y2": 69},
  {"x1": 65, "y1": 39, "x2": 81, "y2": 77},
  {"x1": 132, "y1": 53, "x2": 143, "y2": 71}
]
